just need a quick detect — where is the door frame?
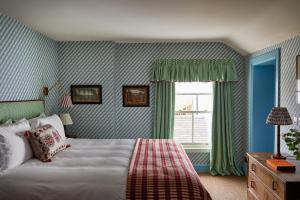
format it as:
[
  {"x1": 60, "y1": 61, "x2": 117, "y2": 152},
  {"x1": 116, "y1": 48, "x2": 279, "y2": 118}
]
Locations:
[{"x1": 248, "y1": 49, "x2": 281, "y2": 152}]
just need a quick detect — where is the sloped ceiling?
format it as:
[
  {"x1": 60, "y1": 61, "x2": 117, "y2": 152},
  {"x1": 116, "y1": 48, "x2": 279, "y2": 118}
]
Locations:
[{"x1": 0, "y1": 0, "x2": 299, "y2": 55}]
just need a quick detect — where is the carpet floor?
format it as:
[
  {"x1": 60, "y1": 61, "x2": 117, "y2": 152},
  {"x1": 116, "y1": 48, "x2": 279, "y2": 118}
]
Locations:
[{"x1": 199, "y1": 173, "x2": 247, "y2": 200}]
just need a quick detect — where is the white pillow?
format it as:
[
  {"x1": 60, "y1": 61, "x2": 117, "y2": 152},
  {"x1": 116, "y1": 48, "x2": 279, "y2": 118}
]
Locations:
[
  {"x1": 3, "y1": 120, "x2": 12, "y2": 125},
  {"x1": 0, "y1": 120, "x2": 32, "y2": 171},
  {"x1": 28, "y1": 113, "x2": 46, "y2": 128},
  {"x1": 14, "y1": 118, "x2": 27, "y2": 123},
  {"x1": 31, "y1": 114, "x2": 66, "y2": 140}
]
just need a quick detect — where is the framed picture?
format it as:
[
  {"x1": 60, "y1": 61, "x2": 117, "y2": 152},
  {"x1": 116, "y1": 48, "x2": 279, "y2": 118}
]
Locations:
[
  {"x1": 123, "y1": 85, "x2": 149, "y2": 107},
  {"x1": 71, "y1": 85, "x2": 102, "y2": 104},
  {"x1": 297, "y1": 55, "x2": 300, "y2": 104}
]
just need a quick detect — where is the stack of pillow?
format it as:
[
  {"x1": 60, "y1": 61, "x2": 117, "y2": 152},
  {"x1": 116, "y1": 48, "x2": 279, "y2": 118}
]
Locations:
[{"x1": 0, "y1": 114, "x2": 70, "y2": 172}]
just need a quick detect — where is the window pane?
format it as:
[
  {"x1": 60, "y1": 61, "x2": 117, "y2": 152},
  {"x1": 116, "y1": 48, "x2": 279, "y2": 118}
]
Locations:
[
  {"x1": 175, "y1": 94, "x2": 212, "y2": 111},
  {"x1": 174, "y1": 113, "x2": 193, "y2": 143},
  {"x1": 174, "y1": 82, "x2": 213, "y2": 146},
  {"x1": 193, "y1": 113, "x2": 212, "y2": 144},
  {"x1": 176, "y1": 82, "x2": 213, "y2": 94},
  {"x1": 196, "y1": 95, "x2": 213, "y2": 111},
  {"x1": 175, "y1": 95, "x2": 193, "y2": 111}
]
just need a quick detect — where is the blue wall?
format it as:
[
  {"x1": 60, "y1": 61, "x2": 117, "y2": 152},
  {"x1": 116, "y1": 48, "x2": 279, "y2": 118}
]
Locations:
[
  {"x1": 58, "y1": 42, "x2": 116, "y2": 138},
  {"x1": 0, "y1": 14, "x2": 248, "y2": 166},
  {"x1": 251, "y1": 64, "x2": 275, "y2": 152},
  {"x1": 249, "y1": 36, "x2": 300, "y2": 154},
  {"x1": 0, "y1": 14, "x2": 59, "y2": 113},
  {"x1": 58, "y1": 42, "x2": 247, "y2": 165}
]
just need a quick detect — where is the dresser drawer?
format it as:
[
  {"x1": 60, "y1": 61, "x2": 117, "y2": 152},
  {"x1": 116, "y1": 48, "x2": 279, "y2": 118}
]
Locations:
[
  {"x1": 248, "y1": 172, "x2": 279, "y2": 200},
  {"x1": 249, "y1": 158, "x2": 285, "y2": 199}
]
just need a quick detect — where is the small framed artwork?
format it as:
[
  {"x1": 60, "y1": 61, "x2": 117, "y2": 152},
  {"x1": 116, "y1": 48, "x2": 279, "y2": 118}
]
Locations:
[
  {"x1": 297, "y1": 55, "x2": 300, "y2": 104},
  {"x1": 71, "y1": 85, "x2": 102, "y2": 104},
  {"x1": 123, "y1": 85, "x2": 149, "y2": 107}
]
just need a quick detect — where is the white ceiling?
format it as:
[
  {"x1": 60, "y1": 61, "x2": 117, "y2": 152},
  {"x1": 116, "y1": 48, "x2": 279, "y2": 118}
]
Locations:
[{"x1": 0, "y1": 0, "x2": 300, "y2": 55}]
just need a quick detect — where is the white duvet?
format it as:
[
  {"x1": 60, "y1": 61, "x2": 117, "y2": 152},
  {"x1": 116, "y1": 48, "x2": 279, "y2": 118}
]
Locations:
[{"x1": 0, "y1": 139, "x2": 136, "y2": 200}]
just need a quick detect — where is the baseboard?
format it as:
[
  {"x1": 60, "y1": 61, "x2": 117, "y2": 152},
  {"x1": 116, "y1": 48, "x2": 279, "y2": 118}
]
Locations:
[
  {"x1": 193, "y1": 164, "x2": 210, "y2": 173},
  {"x1": 194, "y1": 164, "x2": 246, "y2": 174}
]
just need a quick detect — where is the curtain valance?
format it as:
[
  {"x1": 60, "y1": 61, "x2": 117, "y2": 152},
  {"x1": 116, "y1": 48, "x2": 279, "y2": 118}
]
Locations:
[{"x1": 151, "y1": 59, "x2": 238, "y2": 82}]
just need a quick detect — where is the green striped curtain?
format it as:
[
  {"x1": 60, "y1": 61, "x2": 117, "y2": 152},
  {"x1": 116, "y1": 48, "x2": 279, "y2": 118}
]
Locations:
[
  {"x1": 152, "y1": 59, "x2": 237, "y2": 82},
  {"x1": 210, "y1": 82, "x2": 243, "y2": 176},
  {"x1": 151, "y1": 59, "x2": 243, "y2": 176},
  {"x1": 153, "y1": 81, "x2": 175, "y2": 139}
]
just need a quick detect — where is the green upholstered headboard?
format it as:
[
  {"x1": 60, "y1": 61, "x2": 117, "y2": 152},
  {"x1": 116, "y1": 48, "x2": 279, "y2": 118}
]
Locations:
[{"x1": 0, "y1": 100, "x2": 44, "y2": 123}]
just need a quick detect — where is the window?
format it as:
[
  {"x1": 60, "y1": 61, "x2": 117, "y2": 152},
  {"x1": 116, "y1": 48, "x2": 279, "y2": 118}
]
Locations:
[{"x1": 174, "y1": 82, "x2": 213, "y2": 149}]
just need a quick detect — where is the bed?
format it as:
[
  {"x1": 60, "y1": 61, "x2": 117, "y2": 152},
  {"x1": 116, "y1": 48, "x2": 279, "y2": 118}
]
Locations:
[{"x1": 0, "y1": 100, "x2": 211, "y2": 200}]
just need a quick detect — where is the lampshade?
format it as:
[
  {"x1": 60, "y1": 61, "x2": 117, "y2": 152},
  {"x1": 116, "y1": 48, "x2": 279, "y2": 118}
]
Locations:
[
  {"x1": 60, "y1": 113, "x2": 73, "y2": 126},
  {"x1": 266, "y1": 107, "x2": 292, "y2": 125},
  {"x1": 60, "y1": 95, "x2": 73, "y2": 108}
]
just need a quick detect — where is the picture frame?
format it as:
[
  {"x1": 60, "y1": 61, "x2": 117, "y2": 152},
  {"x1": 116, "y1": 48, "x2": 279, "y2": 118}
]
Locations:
[
  {"x1": 71, "y1": 85, "x2": 102, "y2": 104},
  {"x1": 297, "y1": 55, "x2": 300, "y2": 104},
  {"x1": 122, "y1": 85, "x2": 149, "y2": 107}
]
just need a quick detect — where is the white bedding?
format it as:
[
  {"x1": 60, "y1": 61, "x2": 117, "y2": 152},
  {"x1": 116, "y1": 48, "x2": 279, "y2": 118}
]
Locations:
[{"x1": 0, "y1": 139, "x2": 136, "y2": 200}]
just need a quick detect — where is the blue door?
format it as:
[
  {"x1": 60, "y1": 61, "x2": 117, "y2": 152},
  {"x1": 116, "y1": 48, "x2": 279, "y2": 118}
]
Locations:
[{"x1": 249, "y1": 49, "x2": 280, "y2": 153}]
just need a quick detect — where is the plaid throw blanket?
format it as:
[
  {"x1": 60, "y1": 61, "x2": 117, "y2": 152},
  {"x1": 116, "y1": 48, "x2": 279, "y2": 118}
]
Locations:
[{"x1": 127, "y1": 139, "x2": 212, "y2": 200}]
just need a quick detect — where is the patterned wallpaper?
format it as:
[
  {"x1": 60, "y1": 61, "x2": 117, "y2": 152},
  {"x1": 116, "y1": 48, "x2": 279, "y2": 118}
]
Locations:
[
  {"x1": 0, "y1": 14, "x2": 248, "y2": 166},
  {"x1": 58, "y1": 42, "x2": 247, "y2": 165},
  {"x1": 58, "y1": 41, "x2": 116, "y2": 138},
  {"x1": 249, "y1": 36, "x2": 300, "y2": 154},
  {"x1": 0, "y1": 14, "x2": 59, "y2": 114},
  {"x1": 2, "y1": 13, "x2": 300, "y2": 167}
]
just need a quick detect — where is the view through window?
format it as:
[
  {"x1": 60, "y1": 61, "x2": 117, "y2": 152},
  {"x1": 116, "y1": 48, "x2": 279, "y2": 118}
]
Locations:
[{"x1": 174, "y1": 82, "x2": 213, "y2": 147}]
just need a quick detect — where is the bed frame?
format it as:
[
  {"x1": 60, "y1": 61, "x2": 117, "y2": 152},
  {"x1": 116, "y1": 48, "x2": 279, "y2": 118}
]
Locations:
[{"x1": 0, "y1": 100, "x2": 44, "y2": 123}]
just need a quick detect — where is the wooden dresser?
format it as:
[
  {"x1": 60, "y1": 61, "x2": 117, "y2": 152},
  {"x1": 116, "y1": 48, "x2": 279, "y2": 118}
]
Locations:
[{"x1": 247, "y1": 153, "x2": 300, "y2": 200}]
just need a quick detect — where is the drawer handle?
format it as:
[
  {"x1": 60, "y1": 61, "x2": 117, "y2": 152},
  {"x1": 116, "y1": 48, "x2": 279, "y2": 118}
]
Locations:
[
  {"x1": 272, "y1": 180, "x2": 278, "y2": 191},
  {"x1": 250, "y1": 180, "x2": 256, "y2": 189},
  {"x1": 251, "y1": 164, "x2": 256, "y2": 172}
]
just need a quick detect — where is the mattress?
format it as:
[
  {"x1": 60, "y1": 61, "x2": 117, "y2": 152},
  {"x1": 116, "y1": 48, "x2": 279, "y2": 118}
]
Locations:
[{"x1": 0, "y1": 139, "x2": 136, "y2": 200}]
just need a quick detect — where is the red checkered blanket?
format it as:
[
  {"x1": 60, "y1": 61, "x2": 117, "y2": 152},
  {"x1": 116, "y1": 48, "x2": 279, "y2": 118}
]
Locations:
[{"x1": 127, "y1": 139, "x2": 212, "y2": 200}]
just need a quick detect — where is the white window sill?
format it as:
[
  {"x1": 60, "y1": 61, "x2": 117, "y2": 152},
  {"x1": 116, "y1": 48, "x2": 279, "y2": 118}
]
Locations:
[{"x1": 182, "y1": 144, "x2": 211, "y2": 153}]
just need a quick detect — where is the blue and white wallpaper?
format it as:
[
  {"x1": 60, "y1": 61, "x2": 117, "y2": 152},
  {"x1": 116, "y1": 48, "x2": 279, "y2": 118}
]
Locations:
[
  {"x1": 58, "y1": 42, "x2": 247, "y2": 165},
  {"x1": 0, "y1": 14, "x2": 59, "y2": 114},
  {"x1": 58, "y1": 41, "x2": 116, "y2": 138},
  {"x1": 0, "y1": 13, "x2": 250, "y2": 166},
  {"x1": 249, "y1": 36, "x2": 300, "y2": 154},
  {"x1": 2, "y1": 12, "x2": 300, "y2": 167}
]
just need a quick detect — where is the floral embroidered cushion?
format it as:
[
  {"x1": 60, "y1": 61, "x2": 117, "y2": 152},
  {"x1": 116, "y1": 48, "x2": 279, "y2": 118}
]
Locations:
[{"x1": 25, "y1": 125, "x2": 70, "y2": 162}]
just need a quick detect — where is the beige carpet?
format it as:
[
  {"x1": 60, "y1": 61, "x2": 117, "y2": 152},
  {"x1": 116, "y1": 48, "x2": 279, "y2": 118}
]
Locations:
[{"x1": 199, "y1": 173, "x2": 247, "y2": 200}]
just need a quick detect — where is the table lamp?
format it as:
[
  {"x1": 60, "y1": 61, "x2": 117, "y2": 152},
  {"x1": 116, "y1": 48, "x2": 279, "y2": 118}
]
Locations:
[
  {"x1": 59, "y1": 95, "x2": 73, "y2": 136},
  {"x1": 60, "y1": 113, "x2": 73, "y2": 130},
  {"x1": 266, "y1": 107, "x2": 292, "y2": 159}
]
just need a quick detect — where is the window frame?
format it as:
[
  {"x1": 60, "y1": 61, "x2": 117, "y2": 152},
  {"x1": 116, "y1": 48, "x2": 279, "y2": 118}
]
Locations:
[{"x1": 174, "y1": 84, "x2": 213, "y2": 150}]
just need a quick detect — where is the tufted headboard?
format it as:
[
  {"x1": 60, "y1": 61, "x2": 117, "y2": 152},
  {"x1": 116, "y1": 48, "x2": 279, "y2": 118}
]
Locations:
[{"x1": 0, "y1": 100, "x2": 44, "y2": 123}]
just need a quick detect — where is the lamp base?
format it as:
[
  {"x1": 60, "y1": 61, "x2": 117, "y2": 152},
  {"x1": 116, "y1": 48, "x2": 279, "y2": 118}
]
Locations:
[{"x1": 272, "y1": 154, "x2": 286, "y2": 160}]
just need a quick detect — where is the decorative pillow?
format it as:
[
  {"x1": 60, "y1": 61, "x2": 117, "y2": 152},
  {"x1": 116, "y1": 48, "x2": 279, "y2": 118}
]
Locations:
[
  {"x1": 30, "y1": 114, "x2": 66, "y2": 140},
  {"x1": 26, "y1": 125, "x2": 70, "y2": 162},
  {"x1": 0, "y1": 120, "x2": 32, "y2": 171}
]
